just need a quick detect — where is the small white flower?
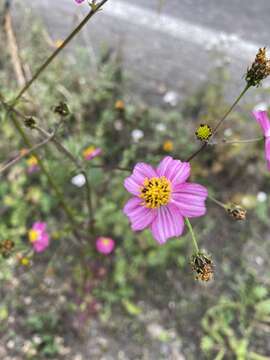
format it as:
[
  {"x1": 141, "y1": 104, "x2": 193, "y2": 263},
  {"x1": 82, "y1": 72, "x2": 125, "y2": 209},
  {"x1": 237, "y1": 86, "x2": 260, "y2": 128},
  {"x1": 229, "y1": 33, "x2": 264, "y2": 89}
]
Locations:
[
  {"x1": 156, "y1": 123, "x2": 166, "y2": 132},
  {"x1": 71, "y1": 174, "x2": 86, "y2": 188},
  {"x1": 163, "y1": 91, "x2": 179, "y2": 106},
  {"x1": 257, "y1": 191, "x2": 267, "y2": 202},
  {"x1": 131, "y1": 129, "x2": 144, "y2": 142}
]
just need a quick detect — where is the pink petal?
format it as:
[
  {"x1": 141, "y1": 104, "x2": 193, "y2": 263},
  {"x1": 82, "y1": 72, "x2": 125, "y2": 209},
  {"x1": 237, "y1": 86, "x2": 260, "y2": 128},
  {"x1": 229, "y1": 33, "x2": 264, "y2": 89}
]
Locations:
[
  {"x1": 151, "y1": 203, "x2": 184, "y2": 244},
  {"x1": 265, "y1": 137, "x2": 270, "y2": 171},
  {"x1": 171, "y1": 183, "x2": 208, "y2": 218},
  {"x1": 32, "y1": 222, "x2": 47, "y2": 232},
  {"x1": 33, "y1": 233, "x2": 50, "y2": 253},
  {"x1": 123, "y1": 197, "x2": 157, "y2": 231},
  {"x1": 252, "y1": 111, "x2": 270, "y2": 137},
  {"x1": 156, "y1": 156, "x2": 190, "y2": 185},
  {"x1": 124, "y1": 163, "x2": 157, "y2": 196}
]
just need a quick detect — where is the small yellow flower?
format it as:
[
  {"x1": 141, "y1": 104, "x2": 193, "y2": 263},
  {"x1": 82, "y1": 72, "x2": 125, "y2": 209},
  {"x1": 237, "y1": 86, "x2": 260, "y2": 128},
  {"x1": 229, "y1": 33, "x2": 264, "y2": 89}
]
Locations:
[
  {"x1": 195, "y1": 124, "x2": 212, "y2": 142},
  {"x1": 163, "y1": 140, "x2": 174, "y2": 152},
  {"x1": 115, "y1": 100, "x2": 125, "y2": 111},
  {"x1": 20, "y1": 257, "x2": 30, "y2": 266}
]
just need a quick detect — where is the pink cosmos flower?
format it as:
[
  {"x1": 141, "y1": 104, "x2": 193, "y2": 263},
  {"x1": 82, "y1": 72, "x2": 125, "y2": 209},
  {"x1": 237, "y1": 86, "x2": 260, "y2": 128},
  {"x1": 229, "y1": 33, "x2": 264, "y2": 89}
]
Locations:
[
  {"x1": 252, "y1": 110, "x2": 270, "y2": 171},
  {"x1": 123, "y1": 156, "x2": 208, "y2": 244},
  {"x1": 96, "y1": 237, "x2": 115, "y2": 255},
  {"x1": 83, "y1": 146, "x2": 102, "y2": 161},
  {"x1": 28, "y1": 222, "x2": 50, "y2": 253}
]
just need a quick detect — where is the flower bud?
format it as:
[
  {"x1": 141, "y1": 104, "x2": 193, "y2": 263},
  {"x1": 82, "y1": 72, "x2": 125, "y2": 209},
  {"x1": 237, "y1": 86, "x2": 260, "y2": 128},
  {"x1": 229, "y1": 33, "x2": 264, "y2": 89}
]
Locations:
[
  {"x1": 195, "y1": 124, "x2": 212, "y2": 142},
  {"x1": 53, "y1": 102, "x2": 70, "y2": 117},
  {"x1": 24, "y1": 117, "x2": 36, "y2": 129},
  {"x1": 191, "y1": 252, "x2": 214, "y2": 282}
]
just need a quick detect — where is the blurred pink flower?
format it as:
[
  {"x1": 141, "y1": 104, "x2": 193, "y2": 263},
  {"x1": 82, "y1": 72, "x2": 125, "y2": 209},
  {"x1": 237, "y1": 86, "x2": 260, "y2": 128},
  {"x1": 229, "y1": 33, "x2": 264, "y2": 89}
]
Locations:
[
  {"x1": 123, "y1": 156, "x2": 208, "y2": 244},
  {"x1": 28, "y1": 222, "x2": 50, "y2": 253},
  {"x1": 252, "y1": 110, "x2": 270, "y2": 171},
  {"x1": 75, "y1": 0, "x2": 85, "y2": 4},
  {"x1": 96, "y1": 237, "x2": 115, "y2": 255},
  {"x1": 83, "y1": 146, "x2": 102, "y2": 161},
  {"x1": 26, "y1": 156, "x2": 39, "y2": 174}
]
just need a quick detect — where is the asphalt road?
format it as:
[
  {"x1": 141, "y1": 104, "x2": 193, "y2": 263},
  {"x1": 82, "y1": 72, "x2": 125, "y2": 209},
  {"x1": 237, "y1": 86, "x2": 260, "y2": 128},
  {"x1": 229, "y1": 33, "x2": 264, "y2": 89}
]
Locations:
[{"x1": 13, "y1": 0, "x2": 270, "y2": 103}]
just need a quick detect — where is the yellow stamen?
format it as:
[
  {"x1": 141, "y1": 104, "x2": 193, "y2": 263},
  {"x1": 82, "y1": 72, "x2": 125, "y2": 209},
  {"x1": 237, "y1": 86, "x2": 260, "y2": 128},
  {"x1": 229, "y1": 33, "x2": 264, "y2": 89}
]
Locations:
[
  {"x1": 140, "y1": 176, "x2": 171, "y2": 209},
  {"x1": 28, "y1": 230, "x2": 39, "y2": 243},
  {"x1": 83, "y1": 146, "x2": 95, "y2": 158},
  {"x1": 101, "y1": 238, "x2": 110, "y2": 246},
  {"x1": 26, "y1": 156, "x2": 38, "y2": 167}
]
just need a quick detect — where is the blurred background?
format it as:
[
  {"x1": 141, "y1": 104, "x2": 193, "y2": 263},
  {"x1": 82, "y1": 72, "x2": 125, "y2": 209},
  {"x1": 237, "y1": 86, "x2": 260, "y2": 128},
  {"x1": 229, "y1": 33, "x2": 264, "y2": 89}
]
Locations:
[{"x1": 1, "y1": 0, "x2": 270, "y2": 359}]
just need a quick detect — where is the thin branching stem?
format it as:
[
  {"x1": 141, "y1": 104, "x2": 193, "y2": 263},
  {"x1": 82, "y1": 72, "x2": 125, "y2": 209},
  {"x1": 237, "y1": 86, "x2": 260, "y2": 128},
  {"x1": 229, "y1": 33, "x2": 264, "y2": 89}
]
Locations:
[
  {"x1": 13, "y1": 0, "x2": 109, "y2": 103},
  {"x1": 186, "y1": 84, "x2": 251, "y2": 162}
]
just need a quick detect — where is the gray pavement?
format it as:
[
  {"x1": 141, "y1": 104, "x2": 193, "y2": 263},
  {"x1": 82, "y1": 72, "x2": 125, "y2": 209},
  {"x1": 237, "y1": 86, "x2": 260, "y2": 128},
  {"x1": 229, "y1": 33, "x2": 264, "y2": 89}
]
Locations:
[{"x1": 12, "y1": 0, "x2": 270, "y2": 103}]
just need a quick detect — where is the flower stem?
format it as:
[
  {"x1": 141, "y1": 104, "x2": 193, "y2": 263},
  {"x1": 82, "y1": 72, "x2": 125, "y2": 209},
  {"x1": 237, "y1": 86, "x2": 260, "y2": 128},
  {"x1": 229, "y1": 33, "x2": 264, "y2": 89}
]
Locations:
[
  {"x1": 186, "y1": 84, "x2": 251, "y2": 162},
  {"x1": 185, "y1": 218, "x2": 199, "y2": 254},
  {"x1": 208, "y1": 194, "x2": 226, "y2": 209},
  {"x1": 212, "y1": 84, "x2": 250, "y2": 135},
  {"x1": 13, "y1": 0, "x2": 109, "y2": 103},
  {"x1": 8, "y1": 111, "x2": 78, "y2": 231}
]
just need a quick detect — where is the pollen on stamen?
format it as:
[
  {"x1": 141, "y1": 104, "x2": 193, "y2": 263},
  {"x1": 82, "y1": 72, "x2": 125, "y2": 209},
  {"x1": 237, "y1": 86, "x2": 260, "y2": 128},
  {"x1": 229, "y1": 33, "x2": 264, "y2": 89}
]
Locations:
[{"x1": 140, "y1": 176, "x2": 172, "y2": 209}]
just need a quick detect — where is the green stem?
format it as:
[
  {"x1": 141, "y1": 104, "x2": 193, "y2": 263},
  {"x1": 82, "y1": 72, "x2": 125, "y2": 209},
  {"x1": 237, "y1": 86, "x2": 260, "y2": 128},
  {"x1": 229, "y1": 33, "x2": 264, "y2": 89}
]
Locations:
[
  {"x1": 212, "y1": 84, "x2": 250, "y2": 135},
  {"x1": 186, "y1": 84, "x2": 251, "y2": 162},
  {"x1": 208, "y1": 194, "x2": 226, "y2": 209},
  {"x1": 9, "y1": 112, "x2": 78, "y2": 230},
  {"x1": 185, "y1": 217, "x2": 199, "y2": 254},
  {"x1": 13, "y1": 0, "x2": 109, "y2": 103}
]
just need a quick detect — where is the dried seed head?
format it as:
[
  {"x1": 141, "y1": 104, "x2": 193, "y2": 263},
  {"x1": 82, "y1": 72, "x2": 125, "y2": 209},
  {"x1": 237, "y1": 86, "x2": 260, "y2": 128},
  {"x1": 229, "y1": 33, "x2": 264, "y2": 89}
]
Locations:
[
  {"x1": 0, "y1": 239, "x2": 15, "y2": 258},
  {"x1": 53, "y1": 102, "x2": 70, "y2": 117},
  {"x1": 226, "y1": 204, "x2": 247, "y2": 221},
  {"x1": 24, "y1": 117, "x2": 36, "y2": 129},
  {"x1": 191, "y1": 252, "x2": 214, "y2": 282},
  {"x1": 195, "y1": 124, "x2": 213, "y2": 142},
  {"x1": 245, "y1": 47, "x2": 270, "y2": 87}
]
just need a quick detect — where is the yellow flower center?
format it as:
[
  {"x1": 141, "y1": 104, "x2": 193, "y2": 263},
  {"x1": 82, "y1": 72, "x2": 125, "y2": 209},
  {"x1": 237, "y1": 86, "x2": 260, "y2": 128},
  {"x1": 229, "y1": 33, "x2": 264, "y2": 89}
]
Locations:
[
  {"x1": 195, "y1": 124, "x2": 212, "y2": 141},
  {"x1": 83, "y1": 146, "x2": 95, "y2": 158},
  {"x1": 140, "y1": 176, "x2": 171, "y2": 209},
  {"x1": 28, "y1": 230, "x2": 39, "y2": 243},
  {"x1": 27, "y1": 156, "x2": 38, "y2": 167},
  {"x1": 101, "y1": 238, "x2": 110, "y2": 246}
]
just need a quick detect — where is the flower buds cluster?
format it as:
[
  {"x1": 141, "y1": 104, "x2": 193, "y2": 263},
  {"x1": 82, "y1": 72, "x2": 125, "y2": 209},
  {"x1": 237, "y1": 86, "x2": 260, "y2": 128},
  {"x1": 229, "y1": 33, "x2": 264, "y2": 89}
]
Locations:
[{"x1": 245, "y1": 47, "x2": 270, "y2": 87}]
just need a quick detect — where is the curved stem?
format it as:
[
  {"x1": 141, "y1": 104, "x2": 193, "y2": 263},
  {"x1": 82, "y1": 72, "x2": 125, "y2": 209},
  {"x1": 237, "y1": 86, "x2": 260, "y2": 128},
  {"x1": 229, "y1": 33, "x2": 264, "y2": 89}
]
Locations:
[
  {"x1": 13, "y1": 0, "x2": 109, "y2": 103},
  {"x1": 208, "y1": 194, "x2": 226, "y2": 209},
  {"x1": 185, "y1": 217, "x2": 199, "y2": 254},
  {"x1": 186, "y1": 84, "x2": 251, "y2": 162}
]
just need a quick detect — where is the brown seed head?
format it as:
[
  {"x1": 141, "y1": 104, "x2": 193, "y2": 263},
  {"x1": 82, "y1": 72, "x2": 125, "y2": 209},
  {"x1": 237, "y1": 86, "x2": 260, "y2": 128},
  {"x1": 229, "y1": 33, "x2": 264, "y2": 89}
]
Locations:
[
  {"x1": 53, "y1": 102, "x2": 70, "y2": 117},
  {"x1": 227, "y1": 204, "x2": 247, "y2": 221},
  {"x1": 191, "y1": 252, "x2": 214, "y2": 282},
  {"x1": 245, "y1": 47, "x2": 270, "y2": 87}
]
